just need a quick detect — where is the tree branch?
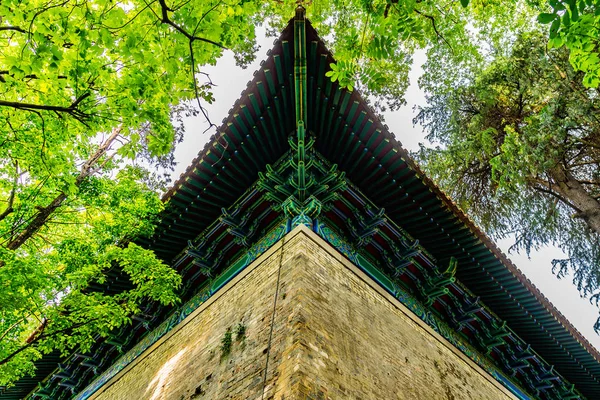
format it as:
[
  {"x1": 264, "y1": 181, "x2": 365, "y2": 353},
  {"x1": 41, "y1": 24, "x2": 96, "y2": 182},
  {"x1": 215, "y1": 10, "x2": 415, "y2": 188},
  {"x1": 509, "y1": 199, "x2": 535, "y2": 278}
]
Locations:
[
  {"x1": 548, "y1": 166, "x2": 600, "y2": 234},
  {"x1": 189, "y1": 41, "x2": 216, "y2": 133},
  {"x1": 193, "y1": 1, "x2": 222, "y2": 37},
  {"x1": 0, "y1": 317, "x2": 27, "y2": 343},
  {"x1": 579, "y1": 180, "x2": 600, "y2": 186},
  {"x1": 25, "y1": 317, "x2": 47, "y2": 344},
  {"x1": 414, "y1": 9, "x2": 454, "y2": 53},
  {"x1": 0, "y1": 26, "x2": 27, "y2": 33},
  {"x1": 0, "y1": 92, "x2": 91, "y2": 123},
  {"x1": 0, "y1": 161, "x2": 19, "y2": 222},
  {"x1": 103, "y1": 1, "x2": 157, "y2": 31},
  {"x1": 0, "y1": 71, "x2": 68, "y2": 81},
  {"x1": 570, "y1": 159, "x2": 600, "y2": 169},
  {"x1": 528, "y1": 176, "x2": 583, "y2": 214},
  {"x1": 156, "y1": 0, "x2": 226, "y2": 49},
  {"x1": 0, "y1": 318, "x2": 98, "y2": 367},
  {"x1": 3, "y1": 127, "x2": 121, "y2": 252}
]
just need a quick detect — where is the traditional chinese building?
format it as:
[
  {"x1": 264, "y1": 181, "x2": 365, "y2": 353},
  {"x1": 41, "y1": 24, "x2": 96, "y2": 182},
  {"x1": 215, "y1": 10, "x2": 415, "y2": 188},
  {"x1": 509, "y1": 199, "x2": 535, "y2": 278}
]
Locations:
[{"x1": 4, "y1": 7, "x2": 600, "y2": 400}]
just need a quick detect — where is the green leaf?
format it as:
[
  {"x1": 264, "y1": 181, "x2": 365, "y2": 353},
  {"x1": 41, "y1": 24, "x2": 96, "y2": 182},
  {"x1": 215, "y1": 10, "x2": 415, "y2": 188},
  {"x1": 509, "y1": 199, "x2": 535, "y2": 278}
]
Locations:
[
  {"x1": 538, "y1": 13, "x2": 557, "y2": 24},
  {"x1": 565, "y1": 0, "x2": 577, "y2": 10},
  {"x1": 563, "y1": 10, "x2": 571, "y2": 26},
  {"x1": 550, "y1": 18, "x2": 561, "y2": 38},
  {"x1": 571, "y1": 5, "x2": 579, "y2": 21},
  {"x1": 548, "y1": 35, "x2": 565, "y2": 48},
  {"x1": 460, "y1": 0, "x2": 470, "y2": 7},
  {"x1": 583, "y1": 72, "x2": 600, "y2": 87}
]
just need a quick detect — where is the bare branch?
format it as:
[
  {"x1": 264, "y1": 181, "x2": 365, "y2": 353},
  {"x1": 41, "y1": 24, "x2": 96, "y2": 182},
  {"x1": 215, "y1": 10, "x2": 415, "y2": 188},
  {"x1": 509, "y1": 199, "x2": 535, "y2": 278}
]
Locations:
[{"x1": 189, "y1": 41, "x2": 216, "y2": 133}]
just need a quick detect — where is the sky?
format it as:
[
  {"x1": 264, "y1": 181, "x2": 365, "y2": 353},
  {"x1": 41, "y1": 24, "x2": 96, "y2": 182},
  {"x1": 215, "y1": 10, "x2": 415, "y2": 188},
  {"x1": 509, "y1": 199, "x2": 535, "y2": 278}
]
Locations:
[{"x1": 172, "y1": 30, "x2": 600, "y2": 351}]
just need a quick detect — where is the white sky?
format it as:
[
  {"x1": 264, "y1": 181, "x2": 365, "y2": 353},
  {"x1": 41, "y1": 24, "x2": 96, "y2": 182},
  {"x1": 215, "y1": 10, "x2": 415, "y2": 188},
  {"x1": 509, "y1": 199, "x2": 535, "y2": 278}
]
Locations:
[{"x1": 174, "y1": 30, "x2": 600, "y2": 351}]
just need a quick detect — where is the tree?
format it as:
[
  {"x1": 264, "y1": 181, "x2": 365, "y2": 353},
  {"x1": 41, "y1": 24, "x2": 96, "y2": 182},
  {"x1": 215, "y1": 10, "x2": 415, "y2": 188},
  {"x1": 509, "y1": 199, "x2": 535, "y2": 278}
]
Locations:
[
  {"x1": 416, "y1": 32, "x2": 600, "y2": 328},
  {"x1": 0, "y1": 0, "x2": 260, "y2": 386}
]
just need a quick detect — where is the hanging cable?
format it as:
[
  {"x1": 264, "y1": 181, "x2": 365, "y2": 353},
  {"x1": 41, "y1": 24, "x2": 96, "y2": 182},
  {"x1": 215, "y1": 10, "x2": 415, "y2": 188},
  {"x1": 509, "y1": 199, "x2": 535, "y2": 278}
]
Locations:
[{"x1": 261, "y1": 233, "x2": 286, "y2": 400}]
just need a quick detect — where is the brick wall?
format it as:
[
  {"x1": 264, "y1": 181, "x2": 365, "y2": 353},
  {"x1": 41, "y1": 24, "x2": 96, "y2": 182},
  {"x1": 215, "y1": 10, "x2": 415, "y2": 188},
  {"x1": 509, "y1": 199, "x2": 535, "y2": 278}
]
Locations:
[{"x1": 91, "y1": 226, "x2": 515, "y2": 400}]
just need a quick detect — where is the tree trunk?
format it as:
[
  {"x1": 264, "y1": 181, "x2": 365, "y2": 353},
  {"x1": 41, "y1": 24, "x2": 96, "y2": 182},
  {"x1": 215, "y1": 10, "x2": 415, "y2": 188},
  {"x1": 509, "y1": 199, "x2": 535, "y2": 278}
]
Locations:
[
  {"x1": 549, "y1": 165, "x2": 600, "y2": 234},
  {"x1": 4, "y1": 128, "x2": 121, "y2": 252}
]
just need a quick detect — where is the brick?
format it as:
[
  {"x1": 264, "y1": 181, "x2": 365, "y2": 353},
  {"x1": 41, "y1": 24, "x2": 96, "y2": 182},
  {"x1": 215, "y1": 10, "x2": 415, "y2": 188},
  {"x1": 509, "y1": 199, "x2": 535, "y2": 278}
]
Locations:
[{"x1": 92, "y1": 227, "x2": 514, "y2": 400}]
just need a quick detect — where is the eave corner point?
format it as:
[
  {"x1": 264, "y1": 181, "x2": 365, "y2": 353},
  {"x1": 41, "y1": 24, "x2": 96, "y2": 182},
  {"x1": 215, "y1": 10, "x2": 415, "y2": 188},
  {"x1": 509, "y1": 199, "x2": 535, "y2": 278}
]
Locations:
[{"x1": 295, "y1": 4, "x2": 306, "y2": 20}]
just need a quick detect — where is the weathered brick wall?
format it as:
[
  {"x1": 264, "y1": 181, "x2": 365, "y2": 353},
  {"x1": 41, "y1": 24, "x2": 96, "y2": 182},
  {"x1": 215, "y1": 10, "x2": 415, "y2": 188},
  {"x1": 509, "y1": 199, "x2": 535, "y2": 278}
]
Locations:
[
  {"x1": 91, "y1": 226, "x2": 515, "y2": 400},
  {"x1": 91, "y1": 230, "x2": 300, "y2": 400},
  {"x1": 281, "y1": 228, "x2": 515, "y2": 400}
]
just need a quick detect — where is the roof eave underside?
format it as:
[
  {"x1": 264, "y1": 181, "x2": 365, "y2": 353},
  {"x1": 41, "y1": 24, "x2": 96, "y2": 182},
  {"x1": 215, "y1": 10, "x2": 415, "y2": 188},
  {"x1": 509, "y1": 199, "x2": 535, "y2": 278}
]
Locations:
[{"x1": 148, "y1": 18, "x2": 600, "y2": 397}]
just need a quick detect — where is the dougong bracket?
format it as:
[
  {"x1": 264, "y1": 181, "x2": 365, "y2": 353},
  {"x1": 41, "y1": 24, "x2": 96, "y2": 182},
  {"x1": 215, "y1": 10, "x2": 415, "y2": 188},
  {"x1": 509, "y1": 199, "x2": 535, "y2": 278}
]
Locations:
[
  {"x1": 421, "y1": 257, "x2": 458, "y2": 306},
  {"x1": 282, "y1": 195, "x2": 322, "y2": 230}
]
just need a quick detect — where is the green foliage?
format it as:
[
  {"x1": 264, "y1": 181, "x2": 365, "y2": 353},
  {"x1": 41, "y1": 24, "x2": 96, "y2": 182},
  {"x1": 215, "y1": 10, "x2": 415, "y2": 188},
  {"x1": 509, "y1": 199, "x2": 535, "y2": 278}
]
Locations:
[
  {"x1": 262, "y1": 0, "x2": 539, "y2": 111},
  {"x1": 540, "y1": 0, "x2": 600, "y2": 87},
  {"x1": 416, "y1": 33, "x2": 600, "y2": 328},
  {"x1": 220, "y1": 328, "x2": 233, "y2": 358},
  {"x1": 0, "y1": 168, "x2": 182, "y2": 385},
  {"x1": 235, "y1": 323, "x2": 246, "y2": 340},
  {"x1": 0, "y1": 0, "x2": 262, "y2": 387},
  {"x1": 325, "y1": 61, "x2": 357, "y2": 92}
]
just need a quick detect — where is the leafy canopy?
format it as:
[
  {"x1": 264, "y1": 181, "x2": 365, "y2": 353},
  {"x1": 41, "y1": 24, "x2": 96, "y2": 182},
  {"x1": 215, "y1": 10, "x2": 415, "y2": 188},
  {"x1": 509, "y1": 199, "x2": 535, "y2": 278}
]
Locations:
[
  {"x1": 262, "y1": 0, "x2": 542, "y2": 111},
  {"x1": 538, "y1": 0, "x2": 600, "y2": 88},
  {"x1": 416, "y1": 32, "x2": 600, "y2": 328},
  {"x1": 0, "y1": 0, "x2": 260, "y2": 386}
]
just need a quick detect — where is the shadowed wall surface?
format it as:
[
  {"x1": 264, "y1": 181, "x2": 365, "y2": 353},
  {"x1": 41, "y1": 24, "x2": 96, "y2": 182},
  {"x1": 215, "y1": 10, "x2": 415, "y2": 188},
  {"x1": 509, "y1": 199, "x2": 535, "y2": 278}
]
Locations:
[{"x1": 91, "y1": 226, "x2": 516, "y2": 400}]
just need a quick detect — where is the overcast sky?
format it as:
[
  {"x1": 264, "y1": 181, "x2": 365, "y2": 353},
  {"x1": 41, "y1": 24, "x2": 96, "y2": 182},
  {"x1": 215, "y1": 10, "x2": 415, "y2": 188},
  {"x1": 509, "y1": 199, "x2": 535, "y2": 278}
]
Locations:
[{"x1": 173, "y1": 30, "x2": 600, "y2": 350}]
